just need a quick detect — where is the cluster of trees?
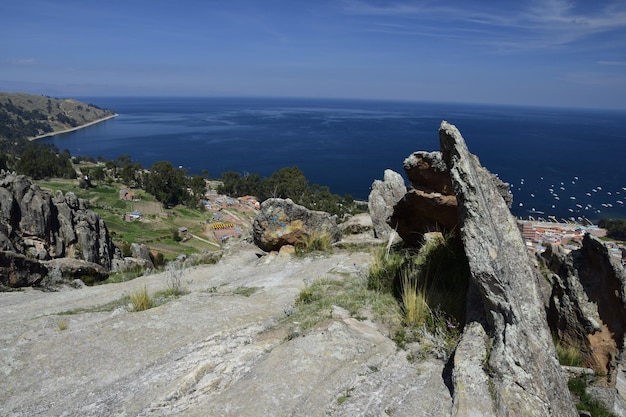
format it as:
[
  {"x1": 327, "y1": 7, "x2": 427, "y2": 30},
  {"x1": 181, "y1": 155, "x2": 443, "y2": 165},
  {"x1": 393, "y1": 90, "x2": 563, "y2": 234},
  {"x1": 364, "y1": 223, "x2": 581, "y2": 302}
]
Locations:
[
  {"x1": 218, "y1": 166, "x2": 355, "y2": 216},
  {"x1": 14, "y1": 143, "x2": 76, "y2": 179},
  {"x1": 598, "y1": 218, "x2": 626, "y2": 241},
  {"x1": 143, "y1": 161, "x2": 205, "y2": 208}
]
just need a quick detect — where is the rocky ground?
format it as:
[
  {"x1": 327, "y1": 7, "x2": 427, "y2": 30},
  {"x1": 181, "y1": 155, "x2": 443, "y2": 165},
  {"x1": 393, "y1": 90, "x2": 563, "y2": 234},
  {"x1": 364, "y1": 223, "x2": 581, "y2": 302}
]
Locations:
[{"x1": 0, "y1": 243, "x2": 451, "y2": 417}]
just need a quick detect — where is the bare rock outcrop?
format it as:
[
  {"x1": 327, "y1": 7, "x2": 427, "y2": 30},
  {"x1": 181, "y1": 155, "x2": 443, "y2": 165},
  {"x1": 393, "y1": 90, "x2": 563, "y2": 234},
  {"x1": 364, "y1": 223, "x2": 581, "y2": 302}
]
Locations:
[
  {"x1": 439, "y1": 121, "x2": 577, "y2": 416},
  {"x1": 252, "y1": 198, "x2": 341, "y2": 252},
  {"x1": 0, "y1": 171, "x2": 121, "y2": 287},
  {"x1": 543, "y1": 233, "x2": 626, "y2": 382},
  {"x1": 367, "y1": 169, "x2": 406, "y2": 239},
  {"x1": 130, "y1": 243, "x2": 155, "y2": 270}
]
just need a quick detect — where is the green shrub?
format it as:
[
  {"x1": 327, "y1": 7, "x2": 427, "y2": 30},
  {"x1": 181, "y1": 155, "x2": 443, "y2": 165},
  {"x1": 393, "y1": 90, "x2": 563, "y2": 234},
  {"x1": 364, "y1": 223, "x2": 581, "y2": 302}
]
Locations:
[
  {"x1": 367, "y1": 245, "x2": 409, "y2": 294},
  {"x1": 400, "y1": 264, "x2": 430, "y2": 327},
  {"x1": 568, "y1": 376, "x2": 617, "y2": 417},
  {"x1": 367, "y1": 233, "x2": 469, "y2": 355},
  {"x1": 104, "y1": 266, "x2": 145, "y2": 284},
  {"x1": 555, "y1": 339, "x2": 584, "y2": 367},
  {"x1": 121, "y1": 241, "x2": 132, "y2": 257}
]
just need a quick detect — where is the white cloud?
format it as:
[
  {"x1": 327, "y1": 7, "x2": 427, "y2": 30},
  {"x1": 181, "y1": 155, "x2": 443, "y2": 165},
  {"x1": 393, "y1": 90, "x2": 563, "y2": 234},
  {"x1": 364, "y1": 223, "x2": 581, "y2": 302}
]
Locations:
[
  {"x1": 9, "y1": 58, "x2": 37, "y2": 66},
  {"x1": 341, "y1": 0, "x2": 626, "y2": 50},
  {"x1": 598, "y1": 60, "x2": 626, "y2": 66}
]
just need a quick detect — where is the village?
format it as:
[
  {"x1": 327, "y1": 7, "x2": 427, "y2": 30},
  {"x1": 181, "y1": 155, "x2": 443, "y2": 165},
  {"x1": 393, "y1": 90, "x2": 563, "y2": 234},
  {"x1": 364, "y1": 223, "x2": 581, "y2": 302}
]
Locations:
[
  {"x1": 120, "y1": 180, "x2": 260, "y2": 247},
  {"x1": 519, "y1": 219, "x2": 626, "y2": 268}
]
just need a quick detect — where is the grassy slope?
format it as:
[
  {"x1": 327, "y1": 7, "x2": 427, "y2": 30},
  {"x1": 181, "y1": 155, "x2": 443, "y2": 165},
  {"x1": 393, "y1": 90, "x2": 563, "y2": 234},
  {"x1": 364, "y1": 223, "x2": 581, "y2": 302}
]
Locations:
[
  {"x1": 36, "y1": 178, "x2": 229, "y2": 260},
  {"x1": 0, "y1": 92, "x2": 115, "y2": 139}
]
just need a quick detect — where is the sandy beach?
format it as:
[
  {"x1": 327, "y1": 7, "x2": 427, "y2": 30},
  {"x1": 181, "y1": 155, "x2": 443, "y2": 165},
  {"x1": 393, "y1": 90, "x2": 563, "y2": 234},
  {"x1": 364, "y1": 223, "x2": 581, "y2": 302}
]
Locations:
[{"x1": 29, "y1": 113, "x2": 118, "y2": 141}]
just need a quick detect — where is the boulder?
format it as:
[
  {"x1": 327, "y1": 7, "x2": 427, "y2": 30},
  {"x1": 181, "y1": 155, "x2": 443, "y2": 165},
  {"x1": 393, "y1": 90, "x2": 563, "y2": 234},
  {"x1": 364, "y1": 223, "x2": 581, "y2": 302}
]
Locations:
[
  {"x1": 252, "y1": 198, "x2": 341, "y2": 252},
  {"x1": 0, "y1": 251, "x2": 48, "y2": 288},
  {"x1": 367, "y1": 169, "x2": 406, "y2": 239},
  {"x1": 440, "y1": 121, "x2": 577, "y2": 416},
  {"x1": 131, "y1": 243, "x2": 155, "y2": 270},
  {"x1": 339, "y1": 213, "x2": 374, "y2": 236},
  {"x1": 403, "y1": 151, "x2": 453, "y2": 195},
  {"x1": 43, "y1": 258, "x2": 109, "y2": 286},
  {"x1": 390, "y1": 150, "x2": 512, "y2": 246}
]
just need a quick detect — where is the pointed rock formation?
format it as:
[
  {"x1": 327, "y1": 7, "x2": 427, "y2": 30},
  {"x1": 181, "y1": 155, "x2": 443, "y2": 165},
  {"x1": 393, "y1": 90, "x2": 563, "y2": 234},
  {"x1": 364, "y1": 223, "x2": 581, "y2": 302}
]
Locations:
[
  {"x1": 367, "y1": 169, "x2": 406, "y2": 240},
  {"x1": 439, "y1": 121, "x2": 577, "y2": 416}
]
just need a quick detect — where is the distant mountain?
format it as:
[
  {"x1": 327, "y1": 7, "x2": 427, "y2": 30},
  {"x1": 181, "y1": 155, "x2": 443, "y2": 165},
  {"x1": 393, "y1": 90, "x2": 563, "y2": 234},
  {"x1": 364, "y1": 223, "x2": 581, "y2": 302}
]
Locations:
[{"x1": 0, "y1": 92, "x2": 115, "y2": 147}]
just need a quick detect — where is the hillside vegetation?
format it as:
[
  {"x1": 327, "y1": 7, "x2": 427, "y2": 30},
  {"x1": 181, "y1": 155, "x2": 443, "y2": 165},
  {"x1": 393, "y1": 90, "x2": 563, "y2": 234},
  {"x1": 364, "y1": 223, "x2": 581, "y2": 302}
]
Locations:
[{"x1": 0, "y1": 91, "x2": 115, "y2": 146}]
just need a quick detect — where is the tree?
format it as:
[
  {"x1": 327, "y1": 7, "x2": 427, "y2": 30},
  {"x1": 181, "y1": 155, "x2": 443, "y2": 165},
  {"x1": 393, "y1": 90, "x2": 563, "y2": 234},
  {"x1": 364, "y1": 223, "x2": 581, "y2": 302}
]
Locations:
[
  {"x1": 261, "y1": 166, "x2": 309, "y2": 203},
  {"x1": 189, "y1": 175, "x2": 207, "y2": 200},
  {"x1": 144, "y1": 161, "x2": 186, "y2": 207},
  {"x1": 598, "y1": 218, "x2": 626, "y2": 241},
  {"x1": 219, "y1": 171, "x2": 263, "y2": 197}
]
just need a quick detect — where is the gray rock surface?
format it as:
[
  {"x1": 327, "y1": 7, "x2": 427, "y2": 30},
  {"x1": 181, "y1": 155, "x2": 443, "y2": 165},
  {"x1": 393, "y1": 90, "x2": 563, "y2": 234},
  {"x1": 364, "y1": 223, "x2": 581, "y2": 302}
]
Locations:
[
  {"x1": 367, "y1": 169, "x2": 406, "y2": 239},
  {"x1": 439, "y1": 121, "x2": 577, "y2": 417},
  {"x1": 543, "y1": 233, "x2": 626, "y2": 383},
  {"x1": 339, "y1": 212, "x2": 373, "y2": 236},
  {"x1": 252, "y1": 198, "x2": 341, "y2": 252},
  {"x1": 131, "y1": 243, "x2": 155, "y2": 270},
  {"x1": 0, "y1": 171, "x2": 121, "y2": 287},
  {"x1": 0, "y1": 244, "x2": 452, "y2": 417}
]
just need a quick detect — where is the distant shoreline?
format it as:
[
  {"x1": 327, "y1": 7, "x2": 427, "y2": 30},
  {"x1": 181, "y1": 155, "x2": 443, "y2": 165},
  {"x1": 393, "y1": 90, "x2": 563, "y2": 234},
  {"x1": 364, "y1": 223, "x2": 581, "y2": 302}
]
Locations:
[{"x1": 29, "y1": 114, "x2": 118, "y2": 141}]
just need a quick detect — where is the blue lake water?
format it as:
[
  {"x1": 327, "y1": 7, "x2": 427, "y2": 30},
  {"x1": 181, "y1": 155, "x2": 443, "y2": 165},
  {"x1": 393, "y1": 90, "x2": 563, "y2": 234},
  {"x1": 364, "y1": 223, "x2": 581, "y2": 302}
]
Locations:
[{"x1": 43, "y1": 97, "x2": 626, "y2": 222}]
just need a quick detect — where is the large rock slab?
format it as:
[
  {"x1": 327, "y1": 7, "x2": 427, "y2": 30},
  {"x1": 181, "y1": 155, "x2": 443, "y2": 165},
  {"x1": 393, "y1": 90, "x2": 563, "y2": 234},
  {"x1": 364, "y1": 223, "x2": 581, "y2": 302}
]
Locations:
[
  {"x1": 252, "y1": 198, "x2": 341, "y2": 252},
  {"x1": 439, "y1": 121, "x2": 577, "y2": 416},
  {"x1": 0, "y1": 245, "x2": 453, "y2": 417}
]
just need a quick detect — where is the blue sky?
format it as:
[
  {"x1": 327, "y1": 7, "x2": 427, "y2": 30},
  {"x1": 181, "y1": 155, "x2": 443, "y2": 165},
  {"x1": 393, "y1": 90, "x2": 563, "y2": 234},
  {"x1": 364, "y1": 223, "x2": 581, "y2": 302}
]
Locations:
[{"x1": 2, "y1": 0, "x2": 626, "y2": 109}]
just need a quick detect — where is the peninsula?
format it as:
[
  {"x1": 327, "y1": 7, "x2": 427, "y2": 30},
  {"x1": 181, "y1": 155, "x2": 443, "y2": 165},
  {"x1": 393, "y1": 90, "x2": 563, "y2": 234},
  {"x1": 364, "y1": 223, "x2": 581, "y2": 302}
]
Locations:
[{"x1": 0, "y1": 92, "x2": 116, "y2": 142}]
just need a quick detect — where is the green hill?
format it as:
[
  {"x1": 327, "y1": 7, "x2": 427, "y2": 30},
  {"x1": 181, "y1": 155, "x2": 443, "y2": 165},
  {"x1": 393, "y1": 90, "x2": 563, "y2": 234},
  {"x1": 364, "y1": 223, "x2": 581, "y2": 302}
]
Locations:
[{"x1": 0, "y1": 91, "x2": 115, "y2": 147}]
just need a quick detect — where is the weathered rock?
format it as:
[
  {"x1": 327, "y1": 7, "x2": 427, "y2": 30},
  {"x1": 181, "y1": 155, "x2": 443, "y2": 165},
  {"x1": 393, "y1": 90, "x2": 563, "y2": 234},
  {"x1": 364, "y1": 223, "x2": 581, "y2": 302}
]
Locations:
[
  {"x1": 130, "y1": 243, "x2": 155, "y2": 270},
  {"x1": 0, "y1": 251, "x2": 48, "y2": 287},
  {"x1": 390, "y1": 149, "x2": 512, "y2": 246},
  {"x1": 403, "y1": 151, "x2": 453, "y2": 195},
  {"x1": 0, "y1": 171, "x2": 122, "y2": 287},
  {"x1": 252, "y1": 198, "x2": 341, "y2": 252},
  {"x1": 339, "y1": 212, "x2": 373, "y2": 236},
  {"x1": 367, "y1": 169, "x2": 406, "y2": 239},
  {"x1": 452, "y1": 321, "x2": 496, "y2": 416},
  {"x1": 543, "y1": 234, "x2": 626, "y2": 381},
  {"x1": 440, "y1": 121, "x2": 577, "y2": 416},
  {"x1": 42, "y1": 258, "x2": 109, "y2": 287},
  {"x1": 389, "y1": 187, "x2": 458, "y2": 246}
]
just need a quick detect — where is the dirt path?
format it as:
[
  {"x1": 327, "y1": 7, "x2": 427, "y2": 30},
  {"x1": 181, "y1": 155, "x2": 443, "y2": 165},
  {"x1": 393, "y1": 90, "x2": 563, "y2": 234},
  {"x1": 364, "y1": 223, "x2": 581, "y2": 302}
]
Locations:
[{"x1": 0, "y1": 244, "x2": 451, "y2": 417}]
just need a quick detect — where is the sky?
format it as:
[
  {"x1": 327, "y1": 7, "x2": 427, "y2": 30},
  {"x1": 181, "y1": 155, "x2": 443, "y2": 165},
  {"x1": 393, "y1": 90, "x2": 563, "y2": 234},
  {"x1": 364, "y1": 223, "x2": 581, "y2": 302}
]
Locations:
[{"x1": 1, "y1": 0, "x2": 626, "y2": 109}]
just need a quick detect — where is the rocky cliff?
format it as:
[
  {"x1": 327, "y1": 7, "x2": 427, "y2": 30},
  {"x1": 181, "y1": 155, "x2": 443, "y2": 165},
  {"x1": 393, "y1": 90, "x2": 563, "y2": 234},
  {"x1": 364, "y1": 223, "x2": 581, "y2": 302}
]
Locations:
[
  {"x1": 543, "y1": 233, "x2": 626, "y2": 384},
  {"x1": 0, "y1": 171, "x2": 121, "y2": 287}
]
